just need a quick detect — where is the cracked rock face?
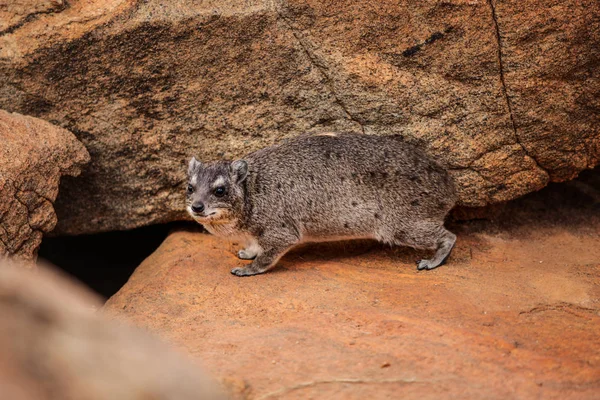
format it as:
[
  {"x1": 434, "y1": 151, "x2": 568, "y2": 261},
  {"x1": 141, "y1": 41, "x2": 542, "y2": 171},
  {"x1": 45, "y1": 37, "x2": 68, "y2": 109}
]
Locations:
[
  {"x1": 0, "y1": 110, "x2": 89, "y2": 263},
  {"x1": 0, "y1": 0, "x2": 598, "y2": 234}
]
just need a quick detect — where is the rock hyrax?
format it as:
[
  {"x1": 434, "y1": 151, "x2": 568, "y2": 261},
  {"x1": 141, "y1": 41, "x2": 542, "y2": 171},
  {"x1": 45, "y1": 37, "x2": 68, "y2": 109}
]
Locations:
[{"x1": 186, "y1": 133, "x2": 457, "y2": 276}]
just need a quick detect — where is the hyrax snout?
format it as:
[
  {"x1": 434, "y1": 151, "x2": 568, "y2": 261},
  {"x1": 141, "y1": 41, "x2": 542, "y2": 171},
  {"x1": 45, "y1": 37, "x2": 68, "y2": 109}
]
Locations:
[{"x1": 187, "y1": 133, "x2": 457, "y2": 276}]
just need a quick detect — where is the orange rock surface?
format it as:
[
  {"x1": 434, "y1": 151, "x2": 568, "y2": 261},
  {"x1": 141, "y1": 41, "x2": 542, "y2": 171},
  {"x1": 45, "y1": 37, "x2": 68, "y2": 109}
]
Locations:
[{"x1": 105, "y1": 178, "x2": 600, "y2": 399}]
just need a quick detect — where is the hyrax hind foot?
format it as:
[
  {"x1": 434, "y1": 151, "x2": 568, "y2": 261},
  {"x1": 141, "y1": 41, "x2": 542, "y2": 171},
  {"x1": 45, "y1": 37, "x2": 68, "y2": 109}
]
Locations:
[
  {"x1": 417, "y1": 259, "x2": 441, "y2": 271},
  {"x1": 416, "y1": 229, "x2": 457, "y2": 271},
  {"x1": 231, "y1": 266, "x2": 265, "y2": 277}
]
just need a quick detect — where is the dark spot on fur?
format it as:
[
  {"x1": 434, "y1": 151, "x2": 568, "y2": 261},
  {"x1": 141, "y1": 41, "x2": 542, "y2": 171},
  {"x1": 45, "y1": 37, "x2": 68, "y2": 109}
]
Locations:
[
  {"x1": 325, "y1": 151, "x2": 331, "y2": 159},
  {"x1": 254, "y1": 176, "x2": 261, "y2": 193},
  {"x1": 381, "y1": 172, "x2": 388, "y2": 179},
  {"x1": 281, "y1": 223, "x2": 286, "y2": 228},
  {"x1": 351, "y1": 172, "x2": 358, "y2": 179},
  {"x1": 496, "y1": 183, "x2": 506, "y2": 190},
  {"x1": 308, "y1": 175, "x2": 314, "y2": 181},
  {"x1": 352, "y1": 201, "x2": 358, "y2": 207},
  {"x1": 374, "y1": 212, "x2": 380, "y2": 219},
  {"x1": 277, "y1": 183, "x2": 282, "y2": 189},
  {"x1": 411, "y1": 199, "x2": 420, "y2": 207},
  {"x1": 341, "y1": 177, "x2": 345, "y2": 183},
  {"x1": 394, "y1": 231, "x2": 407, "y2": 243},
  {"x1": 369, "y1": 171, "x2": 376, "y2": 178},
  {"x1": 344, "y1": 223, "x2": 349, "y2": 229}
]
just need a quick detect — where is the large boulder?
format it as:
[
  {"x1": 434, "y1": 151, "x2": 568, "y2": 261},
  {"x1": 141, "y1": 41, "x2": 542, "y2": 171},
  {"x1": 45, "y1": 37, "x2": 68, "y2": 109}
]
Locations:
[
  {"x1": 0, "y1": 262, "x2": 226, "y2": 400},
  {"x1": 0, "y1": 110, "x2": 89, "y2": 263},
  {"x1": 0, "y1": 0, "x2": 598, "y2": 234}
]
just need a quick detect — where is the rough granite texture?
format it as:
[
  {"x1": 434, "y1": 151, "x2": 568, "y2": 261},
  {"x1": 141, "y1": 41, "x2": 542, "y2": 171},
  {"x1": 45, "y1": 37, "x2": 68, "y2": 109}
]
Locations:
[
  {"x1": 0, "y1": 262, "x2": 226, "y2": 400},
  {"x1": 0, "y1": 109, "x2": 89, "y2": 263},
  {"x1": 0, "y1": 0, "x2": 598, "y2": 234},
  {"x1": 104, "y1": 173, "x2": 600, "y2": 399}
]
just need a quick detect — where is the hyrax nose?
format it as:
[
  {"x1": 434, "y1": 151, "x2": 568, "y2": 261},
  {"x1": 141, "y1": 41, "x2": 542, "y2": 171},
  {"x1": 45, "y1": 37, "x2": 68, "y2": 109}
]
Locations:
[{"x1": 191, "y1": 202, "x2": 205, "y2": 213}]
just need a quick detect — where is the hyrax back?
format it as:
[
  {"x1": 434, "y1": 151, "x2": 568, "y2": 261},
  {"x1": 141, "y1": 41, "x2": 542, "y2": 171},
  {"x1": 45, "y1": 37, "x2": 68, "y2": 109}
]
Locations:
[{"x1": 186, "y1": 133, "x2": 457, "y2": 276}]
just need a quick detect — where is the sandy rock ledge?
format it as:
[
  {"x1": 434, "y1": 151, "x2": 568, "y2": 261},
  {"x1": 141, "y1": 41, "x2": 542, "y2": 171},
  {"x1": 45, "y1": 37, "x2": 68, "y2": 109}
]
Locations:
[{"x1": 105, "y1": 203, "x2": 600, "y2": 400}]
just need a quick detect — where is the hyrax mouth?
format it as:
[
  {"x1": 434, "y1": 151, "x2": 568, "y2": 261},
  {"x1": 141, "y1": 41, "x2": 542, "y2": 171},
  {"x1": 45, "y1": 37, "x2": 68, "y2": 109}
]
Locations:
[
  {"x1": 190, "y1": 211, "x2": 215, "y2": 219},
  {"x1": 193, "y1": 209, "x2": 235, "y2": 226},
  {"x1": 188, "y1": 208, "x2": 221, "y2": 220}
]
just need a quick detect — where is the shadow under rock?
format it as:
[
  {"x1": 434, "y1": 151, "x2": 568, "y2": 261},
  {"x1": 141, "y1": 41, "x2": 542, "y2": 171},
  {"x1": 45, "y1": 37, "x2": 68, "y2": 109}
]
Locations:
[
  {"x1": 453, "y1": 165, "x2": 600, "y2": 237},
  {"x1": 38, "y1": 223, "x2": 187, "y2": 300}
]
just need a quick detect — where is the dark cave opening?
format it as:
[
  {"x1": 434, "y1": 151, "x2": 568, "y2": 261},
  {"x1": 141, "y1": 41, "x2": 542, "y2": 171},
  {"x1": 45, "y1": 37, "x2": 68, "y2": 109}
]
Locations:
[{"x1": 38, "y1": 222, "x2": 188, "y2": 300}]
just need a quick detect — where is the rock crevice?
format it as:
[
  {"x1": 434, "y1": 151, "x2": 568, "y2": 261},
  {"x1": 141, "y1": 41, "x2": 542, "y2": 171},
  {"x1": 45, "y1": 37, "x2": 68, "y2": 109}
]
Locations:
[
  {"x1": 277, "y1": 8, "x2": 366, "y2": 134},
  {"x1": 486, "y1": 0, "x2": 547, "y2": 176},
  {"x1": 0, "y1": 0, "x2": 68, "y2": 37}
]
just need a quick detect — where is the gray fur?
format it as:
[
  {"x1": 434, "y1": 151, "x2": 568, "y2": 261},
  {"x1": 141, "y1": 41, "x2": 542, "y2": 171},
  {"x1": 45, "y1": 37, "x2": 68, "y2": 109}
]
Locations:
[{"x1": 186, "y1": 133, "x2": 457, "y2": 276}]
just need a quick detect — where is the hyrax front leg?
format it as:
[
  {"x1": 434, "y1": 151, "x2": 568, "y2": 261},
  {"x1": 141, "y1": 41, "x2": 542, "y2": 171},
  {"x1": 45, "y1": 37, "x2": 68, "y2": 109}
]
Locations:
[
  {"x1": 237, "y1": 249, "x2": 257, "y2": 260},
  {"x1": 231, "y1": 233, "x2": 297, "y2": 277},
  {"x1": 417, "y1": 228, "x2": 456, "y2": 271},
  {"x1": 237, "y1": 239, "x2": 260, "y2": 260}
]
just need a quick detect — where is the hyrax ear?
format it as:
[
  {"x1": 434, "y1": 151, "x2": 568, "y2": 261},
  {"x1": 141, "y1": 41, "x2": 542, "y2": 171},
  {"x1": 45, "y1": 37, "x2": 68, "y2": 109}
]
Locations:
[
  {"x1": 231, "y1": 160, "x2": 248, "y2": 183},
  {"x1": 188, "y1": 157, "x2": 202, "y2": 177}
]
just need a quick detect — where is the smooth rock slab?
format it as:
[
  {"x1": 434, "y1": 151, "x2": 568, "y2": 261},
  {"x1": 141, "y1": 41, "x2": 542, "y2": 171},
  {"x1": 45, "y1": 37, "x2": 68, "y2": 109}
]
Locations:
[{"x1": 105, "y1": 203, "x2": 600, "y2": 399}]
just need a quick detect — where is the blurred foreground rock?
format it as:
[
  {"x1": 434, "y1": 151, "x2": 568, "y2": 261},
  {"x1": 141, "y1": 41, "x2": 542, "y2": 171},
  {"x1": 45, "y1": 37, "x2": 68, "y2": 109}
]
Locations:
[
  {"x1": 0, "y1": 262, "x2": 226, "y2": 400},
  {"x1": 0, "y1": 0, "x2": 598, "y2": 234},
  {"x1": 0, "y1": 110, "x2": 89, "y2": 263}
]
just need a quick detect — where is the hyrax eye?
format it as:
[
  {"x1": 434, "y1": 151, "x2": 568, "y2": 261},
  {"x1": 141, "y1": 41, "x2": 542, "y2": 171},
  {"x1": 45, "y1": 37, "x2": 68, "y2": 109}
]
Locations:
[
  {"x1": 186, "y1": 184, "x2": 194, "y2": 194},
  {"x1": 214, "y1": 186, "x2": 226, "y2": 197}
]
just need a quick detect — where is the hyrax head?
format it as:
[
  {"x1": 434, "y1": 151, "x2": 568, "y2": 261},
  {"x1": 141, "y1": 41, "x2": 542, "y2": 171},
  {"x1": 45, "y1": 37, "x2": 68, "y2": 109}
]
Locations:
[{"x1": 186, "y1": 157, "x2": 248, "y2": 223}]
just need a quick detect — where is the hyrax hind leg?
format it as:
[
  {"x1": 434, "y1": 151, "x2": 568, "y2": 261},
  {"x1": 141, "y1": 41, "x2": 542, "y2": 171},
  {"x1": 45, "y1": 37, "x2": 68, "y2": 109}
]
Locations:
[
  {"x1": 414, "y1": 225, "x2": 456, "y2": 271},
  {"x1": 388, "y1": 222, "x2": 456, "y2": 271}
]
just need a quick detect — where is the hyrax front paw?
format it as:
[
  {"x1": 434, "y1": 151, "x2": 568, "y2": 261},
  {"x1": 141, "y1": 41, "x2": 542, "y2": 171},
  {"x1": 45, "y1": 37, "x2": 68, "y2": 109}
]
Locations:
[
  {"x1": 237, "y1": 250, "x2": 257, "y2": 260},
  {"x1": 231, "y1": 267, "x2": 264, "y2": 277}
]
